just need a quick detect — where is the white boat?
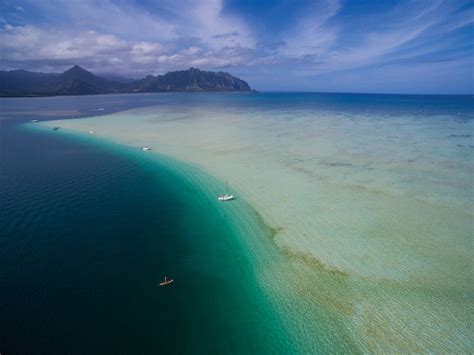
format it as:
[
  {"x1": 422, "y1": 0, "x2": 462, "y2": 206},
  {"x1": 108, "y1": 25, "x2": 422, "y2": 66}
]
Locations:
[
  {"x1": 89, "y1": 130, "x2": 95, "y2": 134},
  {"x1": 218, "y1": 181, "x2": 234, "y2": 201},
  {"x1": 142, "y1": 146, "x2": 152, "y2": 151},
  {"x1": 30, "y1": 119, "x2": 40, "y2": 123},
  {"x1": 159, "y1": 276, "x2": 174, "y2": 286},
  {"x1": 218, "y1": 194, "x2": 234, "y2": 201}
]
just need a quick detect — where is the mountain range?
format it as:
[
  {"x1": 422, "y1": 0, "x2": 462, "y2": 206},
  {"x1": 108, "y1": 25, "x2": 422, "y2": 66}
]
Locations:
[{"x1": 0, "y1": 65, "x2": 253, "y2": 97}]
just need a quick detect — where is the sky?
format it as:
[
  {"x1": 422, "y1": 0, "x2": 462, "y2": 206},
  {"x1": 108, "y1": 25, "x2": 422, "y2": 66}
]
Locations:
[{"x1": 0, "y1": 0, "x2": 472, "y2": 93}]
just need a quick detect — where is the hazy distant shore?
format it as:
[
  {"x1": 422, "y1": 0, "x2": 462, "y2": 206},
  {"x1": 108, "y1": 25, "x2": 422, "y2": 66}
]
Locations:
[{"x1": 0, "y1": 66, "x2": 253, "y2": 98}]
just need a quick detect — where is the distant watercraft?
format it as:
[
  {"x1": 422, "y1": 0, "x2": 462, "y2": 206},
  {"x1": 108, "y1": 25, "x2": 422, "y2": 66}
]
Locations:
[
  {"x1": 142, "y1": 146, "x2": 152, "y2": 151},
  {"x1": 218, "y1": 181, "x2": 234, "y2": 201},
  {"x1": 218, "y1": 194, "x2": 234, "y2": 201},
  {"x1": 96, "y1": 108, "x2": 105, "y2": 111},
  {"x1": 52, "y1": 126, "x2": 60, "y2": 131},
  {"x1": 89, "y1": 130, "x2": 95, "y2": 134},
  {"x1": 30, "y1": 119, "x2": 39, "y2": 123},
  {"x1": 159, "y1": 276, "x2": 174, "y2": 286}
]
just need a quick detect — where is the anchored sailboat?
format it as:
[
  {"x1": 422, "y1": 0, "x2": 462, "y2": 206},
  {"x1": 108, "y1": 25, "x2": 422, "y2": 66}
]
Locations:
[
  {"x1": 218, "y1": 181, "x2": 234, "y2": 201},
  {"x1": 159, "y1": 276, "x2": 174, "y2": 286}
]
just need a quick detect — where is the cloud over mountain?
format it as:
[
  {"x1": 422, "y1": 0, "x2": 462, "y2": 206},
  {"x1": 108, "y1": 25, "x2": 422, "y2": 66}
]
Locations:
[{"x1": 0, "y1": 0, "x2": 472, "y2": 93}]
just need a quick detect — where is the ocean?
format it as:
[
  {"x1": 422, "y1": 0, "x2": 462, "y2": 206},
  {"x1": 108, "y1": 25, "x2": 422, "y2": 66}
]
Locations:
[{"x1": 1, "y1": 92, "x2": 473, "y2": 353}]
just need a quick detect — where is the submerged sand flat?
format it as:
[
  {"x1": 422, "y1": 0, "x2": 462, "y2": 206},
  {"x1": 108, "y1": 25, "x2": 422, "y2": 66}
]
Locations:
[{"x1": 42, "y1": 95, "x2": 473, "y2": 352}]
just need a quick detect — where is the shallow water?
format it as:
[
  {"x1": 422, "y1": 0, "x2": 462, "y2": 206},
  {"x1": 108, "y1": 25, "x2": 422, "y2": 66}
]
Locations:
[
  {"x1": 0, "y1": 117, "x2": 311, "y2": 353},
  {"x1": 37, "y1": 92, "x2": 474, "y2": 353}
]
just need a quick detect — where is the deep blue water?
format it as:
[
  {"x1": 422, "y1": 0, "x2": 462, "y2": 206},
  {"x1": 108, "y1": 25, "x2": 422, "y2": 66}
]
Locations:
[
  {"x1": 1, "y1": 92, "x2": 472, "y2": 126},
  {"x1": 0, "y1": 104, "x2": 287, "y2": 354}
]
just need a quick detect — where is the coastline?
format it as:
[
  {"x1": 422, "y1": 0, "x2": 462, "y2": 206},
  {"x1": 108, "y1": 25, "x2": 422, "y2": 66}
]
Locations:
[{"x1": 28, "y1": 94, "x2": 473, "y2": 353}]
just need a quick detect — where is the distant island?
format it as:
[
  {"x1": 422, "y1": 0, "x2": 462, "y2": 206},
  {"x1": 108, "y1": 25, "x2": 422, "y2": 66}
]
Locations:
[{"x1": 0, "y1": 65, "x2": 253, "y2": 97}]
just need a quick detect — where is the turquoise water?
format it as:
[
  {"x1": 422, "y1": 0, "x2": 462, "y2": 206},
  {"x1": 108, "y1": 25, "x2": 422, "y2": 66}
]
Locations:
[
  {"x1": 0, "y1": 122, "x2": 294, "y2": 353},
  {"x1": 1, "y1": 93, "x2": 473, "y2": 353}
]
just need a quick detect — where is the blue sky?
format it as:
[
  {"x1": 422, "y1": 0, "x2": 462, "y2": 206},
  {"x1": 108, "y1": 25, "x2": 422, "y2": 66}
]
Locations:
[{"x1": 0, "y1": 0, "x2": 472, "y2": 93}]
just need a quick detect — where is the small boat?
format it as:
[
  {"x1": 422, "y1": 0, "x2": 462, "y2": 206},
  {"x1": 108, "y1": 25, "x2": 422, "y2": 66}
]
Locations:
[
  {"x1": 142, "y1": 146, "x2": 152, "y2": 151},
  {"x1": 30, "y1": 119, "x2": 40, "y2": 123},
  {"x1": 96, "y1": 108, "x2": 105, "y2": 111},
  {"x1": 89, "y1": 130, "x2": 95, "y2": 134},
  {"x1": 159, "y1": 276, "x2": 174, "y2": 286},
  {"x1": 218, "y1": 194, "x2": 234, "y2": 201},
  {"x1": 52, "y1": 126, "x2": 60, "y2": 131},
  {"x1": 218, "y1": 181, "x2": 234, "y2": 201}
]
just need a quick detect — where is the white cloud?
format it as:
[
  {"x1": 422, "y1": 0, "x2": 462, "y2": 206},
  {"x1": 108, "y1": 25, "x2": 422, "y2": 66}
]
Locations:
[
  {"x1": 21, "y1": 0, "x2": 177, "y2": 42},
  {"x1": 280, "y1": 0, "x2": 341, "y2": 58},
  {"x1": 182, "y1": 47, "x2": 203, "y2": 56},
  {"x1": 2, "y1": 0, "x2": 258, "y2": 75},
  {"x1": 0, "y1": 25, "x2": 128, "y2": 61},
  {"x1": 131, "y1": 42, "x2": 166, "y2": 56},
  {"x1": 130, "y1": 42, "x2": 168, "y2": 64},
  {"x1": 289, "y1": 0, "x2": 473, "y2": 75},
  {"x1": 189, "y1": 0, "x2": 255, "y2": 49},
  {"x1": 0, "y1": 0, "x2": 471, "y2": 93}
]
